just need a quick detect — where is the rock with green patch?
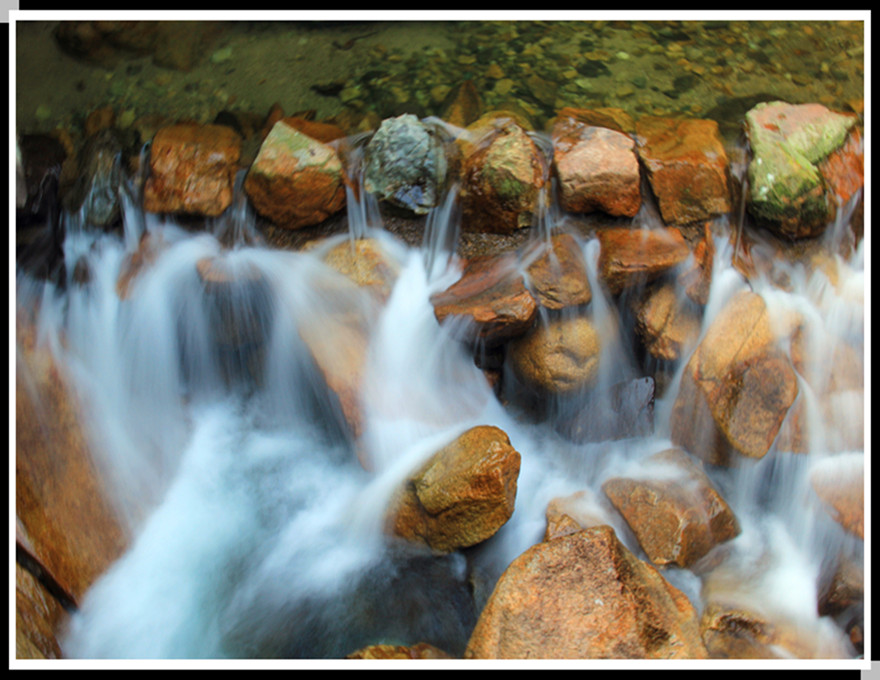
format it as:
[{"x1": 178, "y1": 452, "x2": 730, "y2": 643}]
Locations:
[{"x1": 745, "y1": 101, "x2": 858, "y2": 239}]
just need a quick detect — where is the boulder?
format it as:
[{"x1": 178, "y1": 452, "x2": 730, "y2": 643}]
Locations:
[
  {"x1": 430, "y1": 253, "x2": 537, "y2": 347},
  {"x1": 524, "y1": 232, "x2": 591, "y2": 310},
  {"x1": 143, "y1": 123, "x2": 242, "y2": 217},
  {"x1": 281, "y1": 116, "x2": 347, "y2": 145},
  {"x1": 552, "y1": 118, "x2": 641, "y2": 217},
  {"x1": 632, "y1": 282, "x2": 703, "y2": 362},
  {"x1": 465, "y1": 525, "x2": 708, "y2": 659},
  {"x1": 244, "y1": 120, "x2": 347, "y2": 229},
  {"x1": 602, "y1": 448, "x2": 740, "y2": 568},
  {"x1": 363, "y1": 114, "x2": 449, "y2": 215},
  {"x1": 543, "y1": 489, "x2": 609, "y2": 541},
  {"x1": 319, "y1": 237, "x2": 402, "y2": 304},
  {"x1": 670, "y1": 290, "x2": 800, "y2": 465},
  {"x1": 440, "y1": 80, "x2": 484, "y2": 129},
  {"x1": 636, "y1": 116, "x2": 731, "y2": 226},
  {"x1": 458, "y1": 118, "x2": 546, "y2": 234},
  {"x1": 15, "y1": 561, "x2": 67, "y2": 659},
  {"x1": 744, "y1": 101, "x2": 858, "y2": 238},
  {"x1": 809, "y1": 453, "x2": 864, "y2": 539},
  {"x1": 596, "y1": 227, "x2": 691, "y2": 296},
  {"x1": 507, "y1": 314, "x2": 601, "y2": 395},
  {"x1": 387, "y1": 425, "x2": 521, "y2": 553}
]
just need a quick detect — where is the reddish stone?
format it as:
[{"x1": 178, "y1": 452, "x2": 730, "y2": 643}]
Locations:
[
  {"x1": 553, "y1": 118, "x2": 641, "y2": 217},
  {"x1": 525, "y1": 232, "x2": 591, "y2": 310},
  {"x1": 143, "y1": 123, "x2": 242, "y2": 217},
  {"x1": 819, "y1": 127, "x2": 864, "y2": 209},
  {"x1": 636, "y1": 117, "x2": 731, "y2": 226},
  {"x1": 244, "y1": 120, "x2": 347, "y2": 230},
  {"x1": 465, "y1": 525, "x2": 708, "y2": 659},
  {"x1": 596, "y1": 227, "x2": 691, "y2": 295},
  {"x1": 431, "y1": 253, "x2": 537, "y2": 347}
]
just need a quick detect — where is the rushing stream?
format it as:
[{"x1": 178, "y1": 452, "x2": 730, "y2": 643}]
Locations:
[{"x1": 15, "y1": 126, "x2": 865, "y2": 663}]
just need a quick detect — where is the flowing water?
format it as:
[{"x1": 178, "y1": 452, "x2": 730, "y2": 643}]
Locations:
[{"x1": 15, "y1": 128, "x2": 865, "y2": 663}]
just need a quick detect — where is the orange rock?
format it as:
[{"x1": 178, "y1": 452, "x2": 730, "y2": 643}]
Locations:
[
  {"x1": 465, "y1": 526, "x2": 708, "y2": 659},
  {"x1": 632, "y1": 282, "x2": 702, "y2": 362},
  {"x1": 15, "y1": 562, "x2": 67, "y2": 659},
  {"x1": 281, "y1": 116, "x2": 347, "y2": 144},
  {"x1": 524, "y1": 232, "x2": 591, "y2": 310},
  {"x1": 347, "y1": 642, "x2": 452, "y2": 659},
  {"x1": 552, "y1": 106, "x2": 637, "y2": 135},
  {"x1": 636, "y1": 116, "x2": 731, "y2": 226},
  {"x1": 596, "y1": 227, "x2": 691, "y2": 295},
  {"x1": 143, "y1": 123, "x2": 241, "y2": 217}
]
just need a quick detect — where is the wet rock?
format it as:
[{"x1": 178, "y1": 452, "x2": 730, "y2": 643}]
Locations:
[
  {"x1": 543, "y1": 489, "x2": 610, "y2": 541},
  {"x1": 744, "y1": 101, "x2": 858, "y2": 238},
  {"x1": 465, "y1": 525, "x2": 708, "y2": 659},
  {"x1": 636, "y1": 116, "x2": 731, "y2": 226},
  {"x1": 596, "y1": 227, "x2": 691, "y2": 296},
  {"x1": 817, "y1": 125, "x2": 864, "y2": 221},
  {"x1": 818, "y1": 555, "x2": 863, "y2": 618},
  {"x1": 244, "y1": 120, "x2": 347, "y2": 230},
  {"x1": 555, "y1": 377, "x2": 655, "y2": 444},
  {"x1": 387, "y1": 425, "x2": 521, "y2": 553},
  {"x1": 63, "y1": 127, "x2": 133, "y2": 228},
  {"x1": 670, "y1": 290, "x2": 800, "y2": 466},
  {"x1": 84, "y1": 105, "x2": 116, "y2": 137},
  {"x1": 15, "y1": 561, "x2": 67, "y2": 659},
  {"x1": 458, "y1": 118, "x2": 546, "y2": 234},
  {"x1": 143, "y1": 123, "x2": 241, "y2": 218},
  {"x1": 318, "y1": 237, "x2": 402, "y2": 304},
  {"x1": 115, "y1": 230, "x2": 169, "y2": 300},
  {"x1": 552, "y1": 117, "x2": 641, "y2": 218},
  {"x1": 363, "y1": 114, "x2": 449, "y2": 215},
  {"x1": 507, "y1": 314, "x2": 601, "y2": 396},
  {"x1": 440, "y1": 79, "x2": 484, "y2": 129},
  {"x1": 430, "y1": 253, "x2": 537, "y2": 348},
  {"x1": 524, "y1": 232, "x2": 591, "y2": 310},
  {"x1": 15, "y1": 314, "x2": 128, "y2": 607},
  {"x1": 676, "y1": 221, "x2": 715, "y2": 306},
  {"x1": 281, "y1": 116, "x2": 347, "y2": 145},
  {"x1": 346, "y1": 642, "x2": 452, "y2": 659},
  {"x1": 632, "y1": 282, "x2": 703, "y2": 362},
  {"x1": 550, "y1": 106, "x2": 637, "y2": 135},
  {"x1": 809, "y1": 453, "x2": 863, "y2": 539},
  {"x1": 17, "y1": 133, "x2": 67, "y2": 219},
  {"x1": 602, "y1": 448, "x2": 740, "y2": 568}
]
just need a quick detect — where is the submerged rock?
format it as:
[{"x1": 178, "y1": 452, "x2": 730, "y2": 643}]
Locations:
[
  {"x1": 363, "y1": 114, "x2": 449, "y2": 215},
  {"x1": 744, "y1": 101, "x2": 858, "y2": 238},
  {"x1": 387, "y1": 425, "x2": 521, "y2": 553},
  {"x1": 244, "y1": 120, "x2": 346, "y2": 229},
  {"x1": 602, "y1": 448, "x2": 740, "y2": 568},
  {"x1": 465, "y1": 525, "x2": 708, "y2": 659}
]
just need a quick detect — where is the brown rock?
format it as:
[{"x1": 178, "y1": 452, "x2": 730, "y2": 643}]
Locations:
[
  {"x1": 810, "y1": 453, "x2": 864, "y2": 539},
  {"x1": 319, "y1": 238, "x2": 402, "y2": 304},
  {"x1": 346, "y1": 642, "x2": 452, "y2": 659},
  {"x1": 554, "y1": 377, "x2": 655, "y2": 444},
  {"x1": 440, "y1": 79, "x2": 484, "y2": 130},
  {"x1": 636, "y1": 117, "x2": 731, "y2": 226},
  {"x1": 552, "y1": 106, "x2": 637, "y2": 135},
  {"x1": 524, "y1": 232, "x2": 591, "y2": 310},
  {"x1": 84, "y1": 105, "x2": 116, "y2": 137},
  {"x1": 387, "y1": 425, "x2": 521, "y2": 553},
  {"x1": 430, "y1": 253, "x2": 537, "y2": 347},
  {"x1": 602, "y1": 448, "x2": 740, "y2": 568},
  {"x1": 507, "y1": 314, "x2": 601, "y2": 395},
  {"x1": 143, "y1": 123, "x2": 241, "y2": 217},
  {"x1": 465, "y1": 526, "x2": 708, "y2": 659},
  {"x1": 15, "y1": 315, "x2": 128, "y2": 606},
  {"x1": 459, "y1": 119, "x2": 546, "y2": 234},
  {"x1": 281, "y1": 116, "x2": 347, "y2": 145},
  {"x1": 552, "y1": 118, "x2": 641, "y2": 217},
  {"x1": 632, "y1": 282, "x2": 703, "y2": 362},
  {"x1": 671, "y1": 290, "x2": 800, "y2": 465},
  {"x1": 543, "y1": 489, "x2": 608, "y2": 541},
  {"x1": 244, "y1": 120, "x2": 347, "y2": 230},
  {"x1": 676, "y1": 221, "x2": 715, "y2": 306},
  {"x1": 115, "y1": 230, "x2": 169, "y2": 300},
  {"x1": 15, "y1": 562, "x2": 67, "y2": 659},
  {"x1": 597, "y1": 227, "x2": 691, "y2": 295}
]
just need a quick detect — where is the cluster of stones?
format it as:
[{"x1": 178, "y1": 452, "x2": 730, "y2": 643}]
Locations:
[{"x1": 15, "y1": 94, "x2": 864, "y2": 660}]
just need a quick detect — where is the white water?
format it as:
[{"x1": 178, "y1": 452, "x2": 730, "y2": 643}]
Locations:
[{"x1": 16, "y1": 145, "x2": 865, "y2": 662}]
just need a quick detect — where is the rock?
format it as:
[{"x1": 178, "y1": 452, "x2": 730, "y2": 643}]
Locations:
[
  {"x1": 459, "y1": 119, "x2": 546, "y2": 234},
  {"x1": 15, "y1": 561, "x2": 67, "y2": 659},
  {"x1": 632, "y1": 282, "x2": 703, "y2": 362},
  {"x1": 636, "y1": 116, "x2": 731, "y2": 226},
  {"x1": 17, "y1": 133, "x2": 67, "y2": 218},
  {"x1": 596, "y1": 227, "x2": 691, "y2": 296},
  {"x1": 809, "y1": 453, "x2": 864, "y2": 539},
  {"x1": 551, "y1": 106, "x2": 637, "y2": 135},
  {"x1": 602, "y1": 448, "x2": 740, "y2": 568},
  {"x1": 524, "y1": 232, "x2": 591, "y2": 310},
  {"x1": 346, "y1": 642, "x2": 452, "y2": 659},
  {"x1": 281, "y1": 116, "x2": 347, "y2": 145},
  {"x1": 676, "y1": 221, "x2": 715, "y2": 306},
  {"x1": 465, "y1": 525, "x2": 708, "y2": 659},
  {"x1": 143, "y1": 123, "x2": 241, "y2": 217},
  {"x1": 670, "y1": 290, "x2": 800, "y2": 466},
  {"x1": 552, "y1": 118, "x2": 641, "y2": 217},
  {"x1": 555, "y1": 377, "x2": 655, "y2": 444},
  {"x1": 244, "y1": 120, "x2": 347, "y2": 230},
  {"x1": 15, "y1": 314, "x2": 128, "y2": 607},
  {"x1": 363, "y1": 114, "x2": 449, "y2": 215},
  {"x1": 818, "y1": 555, "x2": 863, "y2": 618},
  {"x1": 387, "y1": 425, "x2": 521, "y2": 553},
  {"x1": 543, "y1": 489, "x2": 609, "y2": 541},
  {"x1": 507, "y1": 314, "x2": 601, "y2": 395},
  {"x1": 84, "y1": 105, "x2": 116, "y2": 137},
  {"x1": 430, "y1": 253, "x2": 537, "y2": 348},
  {"x1": 319, "y1": 237, "x2": 402, "y2": 304},
  {"x1": 115, "y1": 230, "x2": 169, "y2": 300},
  {"x1": 744, "y1": 101, "x2": 858, "y2": 238},
  {"x1": 440, "y1": 79, "x2": 484, "y2": 129}
]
